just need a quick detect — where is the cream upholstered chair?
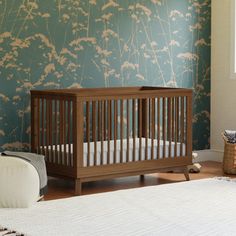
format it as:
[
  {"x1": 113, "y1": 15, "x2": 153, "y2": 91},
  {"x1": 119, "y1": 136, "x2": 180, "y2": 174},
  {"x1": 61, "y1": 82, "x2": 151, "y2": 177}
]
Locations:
[{"x1": 0, "y1": 156, "x2": 40, "y2": 208}]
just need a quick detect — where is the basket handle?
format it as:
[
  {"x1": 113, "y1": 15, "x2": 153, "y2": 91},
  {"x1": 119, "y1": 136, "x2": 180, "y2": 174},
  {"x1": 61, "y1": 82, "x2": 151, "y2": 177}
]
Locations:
[{"x1": 222, "y1": 132, "x2": 229, "y2": 143}]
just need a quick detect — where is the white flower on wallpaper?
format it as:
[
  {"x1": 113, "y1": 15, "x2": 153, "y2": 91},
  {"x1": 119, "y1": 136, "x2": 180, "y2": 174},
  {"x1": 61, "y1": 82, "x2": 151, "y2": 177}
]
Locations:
[
  {"x1": 136, "y1": 3, "x2": 152, "y2": 17},
  {"x1": 102, "y1": 0, "x2": 119, "y2": 11},
  {"x1": 70, "y1": 37, "x2": 97, "y2": 46},
  {"x1": 169, "y1": 10, "x2": 184, "y2": 19},
  {"x1": 0, "y1": 0, "x2": 211, "y2": 150},
  {"x1": 89, "y1": 0, "x2": 97, "y2": 5},
  {"x1": 151, "y1": 0, "x2": 161, "y2": 5},
  {"x1": 169, "y1": 40, "x2": 180, "y2": 47},
  {"x1": 121, "y1": 61, "x2": 138, "y2": 71},
  {"x1": 190, "y1": 23, "x2": 202, "y2": 31},
  {"x1": 1, "y1": 142, "x2": 30, "y2": 150},
  {"x1": 0, "y1": 93, "x2": 10, "y2": 102},
  {"x1": 195, "y1": 38, "x2": 208, "y2": 46},
  {"x1": 136, "y1": 74, "x2": 145, "y2": 81},
  {"x1": 68, "y1": 83, "x2": 82, "y2": 88},
  {"x1": 177, "y1": 52, "x2": 199, "y2": 61},
  {"x1": 102, "y1": 13, "x2": 113, "y2": 21},
  {"x1": 0, "y1": 130, "x2": 5, "y2": 136}
]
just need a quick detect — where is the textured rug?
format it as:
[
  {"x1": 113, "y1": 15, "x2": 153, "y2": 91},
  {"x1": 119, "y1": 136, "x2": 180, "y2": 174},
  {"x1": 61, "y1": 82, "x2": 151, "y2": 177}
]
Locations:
[
  {"x1": 0, "y1": 226, "x2": 24, "y2": 236},
  {"x1": 0, "y1": 177, "x2": 236, "y2": 236}
]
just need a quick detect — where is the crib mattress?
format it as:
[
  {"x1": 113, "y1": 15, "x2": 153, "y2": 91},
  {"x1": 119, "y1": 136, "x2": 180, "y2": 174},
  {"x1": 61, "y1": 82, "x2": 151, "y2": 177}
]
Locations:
[{"x1": 42, "y1": 138, "x2": 186, "y2": 167}]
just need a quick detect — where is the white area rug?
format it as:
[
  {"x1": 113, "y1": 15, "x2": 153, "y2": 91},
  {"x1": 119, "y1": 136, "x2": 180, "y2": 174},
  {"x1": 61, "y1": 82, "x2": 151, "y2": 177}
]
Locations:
[{"x1": 0, "y1": 178, "x2": 236, "y2": 236}]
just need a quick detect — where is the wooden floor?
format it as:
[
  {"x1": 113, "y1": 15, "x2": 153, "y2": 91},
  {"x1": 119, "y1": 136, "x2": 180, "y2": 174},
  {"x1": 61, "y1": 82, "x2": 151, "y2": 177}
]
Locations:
[{"x1": 45, "y1": 161, "x2": 230, "y2": 200}]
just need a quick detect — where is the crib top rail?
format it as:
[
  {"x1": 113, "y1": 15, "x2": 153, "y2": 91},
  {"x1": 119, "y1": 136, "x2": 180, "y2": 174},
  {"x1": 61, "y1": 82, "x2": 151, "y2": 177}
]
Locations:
[{"x1": 31, "y1": 86, "x2": 192, "y2": 100}]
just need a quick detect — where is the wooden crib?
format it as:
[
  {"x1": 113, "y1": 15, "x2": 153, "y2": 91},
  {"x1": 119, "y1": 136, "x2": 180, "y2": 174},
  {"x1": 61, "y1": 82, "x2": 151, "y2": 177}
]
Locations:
[{"x1": 31, "y1": 87, "x2": 193, "y2": 195}]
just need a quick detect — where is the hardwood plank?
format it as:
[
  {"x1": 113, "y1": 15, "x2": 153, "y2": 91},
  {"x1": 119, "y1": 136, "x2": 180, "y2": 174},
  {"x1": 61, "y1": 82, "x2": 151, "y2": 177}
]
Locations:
[{"x1": 45, "y1": 161, "x2": 228, "y2": 200}]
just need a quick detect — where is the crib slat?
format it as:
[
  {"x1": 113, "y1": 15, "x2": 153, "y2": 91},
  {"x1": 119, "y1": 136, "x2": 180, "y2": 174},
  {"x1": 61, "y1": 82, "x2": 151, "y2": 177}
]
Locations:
[
  {"x1": 56, "y1": 100, "x2": 59, "y2": 163},
  {"x1": 41, "y1": 98, "x2": 45, "y2": 156},
  {"x1": 157, "y1": 97, "x2": 160, "y2": 159},
  {"x1": 74, "y1": 99, "x2": 84, "y2": 169},
  {"x1": 98, "y1": 101, "x2": 101, "y2": 142},
  {"x1": 139, "y1": 99, "x2": 142, "y2": 161},
  {"x1": 71, "y1": 101, "x2": 74, "y2": 167},
  {"x1": 63, "y1": 100, "x2": 67, "y2": 166},
  {"x1": 132, "y1": 99, "x2": 136, "y2": 162},
  {"x1": 172, "y1": 97, "x2": 175, "y2": 152},
  {"x1": 60, "y1": 100, "x2": 65, "y2": 165},
  {"x1": 58, "y1": 100, "x2": 61, "y2": 164},
  {"x1": 68, "y1": 100, "x2": 72, "y2": 166},
  {"x1": 46, "y1": 100, "x2": 49, "y2": 160},
  {"x1": 177, "y1": 97, "x2": 180, "y2": 145},
  {"x1": 62, "y1": 100, "x2": 66, "y2": 165},
  {"x1": 104, "y1": 100, "x2": 107, "y2": 140},
  {"x1": 180, "y1": 97, "x2": 185, "y2": 156},
  {"x1": 114, "y1": 100, "x2": 118, "y2": 163},
  {"x1": 37, "y1": 98, "x2": 40, "y2": 154},
  {"x1": 103, "y1": 100, "x2": 108, "y2": 164},
  {"x1": 52, "y1": 100, "x2": 54, "y2": 163},
  {"x1": 86, "y1": 102, "x2": 90, "y2": 167},
  {"x1": 59, "y1": 100, "x2": 62, "y2": 164},
  {"x1": 57, "y1": 100, "x2": 63, "y2": 164},
  {"x1": 101, "y1": 101, "x2": 104, "y2": 165},
  {"x1": 151, "y1": 98, "x2": 155, "y2": 160},
  {"x1": 54, "y1": 100, "x2": 58, "y2": 164},
  {"x1": 104, "y1": 100, "x2": 107, "y2": 164},
  {"x1": 107, "y1": 101, "x2": 111, "y2": 164},
  {"x1": 60, "y1": 100, "x2": 65, "y2": 164},
  {"x1": 92, "y1": 101, "x2": 97, "y2": 166},
  {"x1": 31, "y1": 97, "x2": 37, "y2": 153},
  {"x1": 149, "y1": 98, "x2": 151, "y2": 138},
  {"x1": 174, "y1": 97, "x2": 177, "y2": 157},
  {"x1": 168, "y1": 97, "x2": 172, "y2": 158},
  {"x1": 175, "y1": 97, "x2": 179, "y2": 157},
  {"x1": 145, "y1": 99, "x2": 148, "y2": 160},
  {"x1": 163, "y1": 97, "x2": 166, "y2": 158},
  {"x1": 127, "y1": 99, "x2": 130, "y2": 162},
  {"x1": 186, "y1": 95, "x2": 192, "y2": 158},
  {"x1": 120, "y1": 100, "x2": 124, "y2": 163},
  {"x1": 57, "y1": 100, "x2": 60, "y2": 165},
  {"x1": 49, "y1": 100, "x2": 53, "y2": 162}
]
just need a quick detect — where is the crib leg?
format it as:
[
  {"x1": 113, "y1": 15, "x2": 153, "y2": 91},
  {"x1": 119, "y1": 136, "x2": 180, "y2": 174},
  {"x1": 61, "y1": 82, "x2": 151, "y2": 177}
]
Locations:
[
  {"x1": 75, "y1": 178, "x2": 82, "y2": 196},
  {"x1": 140, "y1": 175, "x2": 145, "y2": 181},
  {"x1": 184, "y1": 167, "x2": 190, "y2": 181}
]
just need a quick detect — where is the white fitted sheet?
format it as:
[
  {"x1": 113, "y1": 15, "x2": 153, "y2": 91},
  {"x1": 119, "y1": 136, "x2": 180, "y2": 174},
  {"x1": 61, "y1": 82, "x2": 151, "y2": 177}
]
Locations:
[{"x1": 43, "y1": 138, "x2": 186, "y2": 167}]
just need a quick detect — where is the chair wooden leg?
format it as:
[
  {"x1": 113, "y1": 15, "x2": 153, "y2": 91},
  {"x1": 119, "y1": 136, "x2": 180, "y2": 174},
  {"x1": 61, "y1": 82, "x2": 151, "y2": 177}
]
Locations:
[
  {"x1": 184, "y1": 167, "x2": 190, "y2": 181},
  {"x1": 38, "y1": 195, "x2": 44, "y2": 202},
  {"x1": 75, "y1": 178, "x2": 82, "y2": 196}
]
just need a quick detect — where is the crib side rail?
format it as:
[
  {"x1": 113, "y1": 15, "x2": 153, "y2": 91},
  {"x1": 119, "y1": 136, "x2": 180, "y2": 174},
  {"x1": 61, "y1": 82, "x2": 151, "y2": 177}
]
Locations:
[
  {"x1": 80, "y1": 89, "x2": 193, "y2": 172},
  {"x1": 31, "y1": 93, "x2": 79, "y2": 177}
]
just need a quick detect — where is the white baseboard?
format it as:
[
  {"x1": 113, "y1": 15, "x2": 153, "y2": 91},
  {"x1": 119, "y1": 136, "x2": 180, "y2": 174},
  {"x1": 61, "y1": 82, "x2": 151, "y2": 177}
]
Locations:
[{"x1": 194, "y1": 149, "x2": 224, "y2": 163}]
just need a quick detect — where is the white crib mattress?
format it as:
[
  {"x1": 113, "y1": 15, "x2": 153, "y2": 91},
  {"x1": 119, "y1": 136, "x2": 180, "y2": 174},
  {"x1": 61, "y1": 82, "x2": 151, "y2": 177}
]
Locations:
[{"x1": 42, "y1": 138, "x2": 186, "y2": 167}]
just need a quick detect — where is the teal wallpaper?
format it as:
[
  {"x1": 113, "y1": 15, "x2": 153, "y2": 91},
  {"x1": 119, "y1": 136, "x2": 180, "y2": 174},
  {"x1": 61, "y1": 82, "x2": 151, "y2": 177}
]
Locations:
[{"x1": 0, "y1": 0, "x2": 210, "y2": 151}]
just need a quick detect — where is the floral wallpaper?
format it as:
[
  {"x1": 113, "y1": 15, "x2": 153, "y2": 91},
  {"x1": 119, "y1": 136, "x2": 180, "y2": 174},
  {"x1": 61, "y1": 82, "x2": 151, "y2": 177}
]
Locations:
[{"x1": 0, "y1": 0, "x2": 210, "y2": 151}]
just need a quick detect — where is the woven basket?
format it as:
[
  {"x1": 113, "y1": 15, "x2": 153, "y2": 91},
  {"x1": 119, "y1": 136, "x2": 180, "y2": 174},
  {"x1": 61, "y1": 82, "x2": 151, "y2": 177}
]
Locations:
[{"x1": 222, "y1": 133, "x2": 236, "y2": 174}]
